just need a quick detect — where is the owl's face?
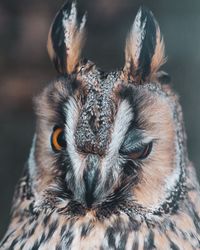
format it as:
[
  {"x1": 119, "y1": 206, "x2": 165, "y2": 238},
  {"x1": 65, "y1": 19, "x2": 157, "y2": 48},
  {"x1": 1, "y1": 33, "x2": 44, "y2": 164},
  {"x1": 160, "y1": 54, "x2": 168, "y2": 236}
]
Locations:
[{"x1": 30, "y1": 2, "x2": 186, "y2": 217}]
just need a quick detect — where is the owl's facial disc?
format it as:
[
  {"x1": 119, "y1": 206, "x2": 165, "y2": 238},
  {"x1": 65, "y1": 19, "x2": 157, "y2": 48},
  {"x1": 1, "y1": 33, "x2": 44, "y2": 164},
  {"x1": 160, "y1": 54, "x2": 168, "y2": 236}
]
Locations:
[
  {"x1": 51, "y1": 120, "x2": 153, "y2": 209},
  {"x1": 33, "y1": 66, "x2": 183, "y2": 214}
]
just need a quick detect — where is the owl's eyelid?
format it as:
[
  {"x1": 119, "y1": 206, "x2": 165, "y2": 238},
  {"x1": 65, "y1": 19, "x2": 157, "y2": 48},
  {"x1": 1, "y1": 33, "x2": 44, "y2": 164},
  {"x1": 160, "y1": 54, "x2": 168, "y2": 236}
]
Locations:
[
  {"x1": 120, "y1": 137, "x2": 155, "y2": 155},
  {"x1": 120, "y1": 142, "x2": 149, "y2": 155},
  {"x1": 53, "y1": 125, "x2": 65, "y2": 131}
]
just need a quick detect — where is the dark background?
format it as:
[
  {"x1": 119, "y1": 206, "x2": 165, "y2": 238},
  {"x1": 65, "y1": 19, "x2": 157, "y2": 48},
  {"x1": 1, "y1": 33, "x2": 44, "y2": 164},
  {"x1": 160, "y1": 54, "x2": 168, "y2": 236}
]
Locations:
[{"x1": 0, "y1": 0, "x2": 200, "y2": 238}]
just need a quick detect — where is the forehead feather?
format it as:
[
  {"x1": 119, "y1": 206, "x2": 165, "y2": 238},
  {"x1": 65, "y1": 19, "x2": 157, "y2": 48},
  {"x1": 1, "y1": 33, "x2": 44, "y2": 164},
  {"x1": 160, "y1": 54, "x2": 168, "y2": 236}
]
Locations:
[{"x1": 35, "y1": 67, "x2": 175, "y2": 149}]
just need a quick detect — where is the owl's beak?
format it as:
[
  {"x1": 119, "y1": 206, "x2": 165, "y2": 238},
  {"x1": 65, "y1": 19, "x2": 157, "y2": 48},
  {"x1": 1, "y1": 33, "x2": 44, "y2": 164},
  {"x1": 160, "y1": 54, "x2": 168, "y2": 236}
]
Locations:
[{"x1": 83, "y1": 154, "x2": 100, "y2": 208}]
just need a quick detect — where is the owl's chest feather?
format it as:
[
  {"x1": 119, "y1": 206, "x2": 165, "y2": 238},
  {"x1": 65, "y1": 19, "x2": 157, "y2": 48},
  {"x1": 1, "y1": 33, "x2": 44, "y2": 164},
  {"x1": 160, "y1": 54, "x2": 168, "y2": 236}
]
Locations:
[{"x1": 2, "y1": 208, "x2": 200, "y2": 250}]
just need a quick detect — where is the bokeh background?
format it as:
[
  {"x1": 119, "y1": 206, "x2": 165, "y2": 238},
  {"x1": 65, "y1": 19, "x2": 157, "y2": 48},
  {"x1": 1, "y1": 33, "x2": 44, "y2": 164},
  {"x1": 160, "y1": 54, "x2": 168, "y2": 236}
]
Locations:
[{"x1": 0, "y1": 0, "x2": 200, "y2": 238}]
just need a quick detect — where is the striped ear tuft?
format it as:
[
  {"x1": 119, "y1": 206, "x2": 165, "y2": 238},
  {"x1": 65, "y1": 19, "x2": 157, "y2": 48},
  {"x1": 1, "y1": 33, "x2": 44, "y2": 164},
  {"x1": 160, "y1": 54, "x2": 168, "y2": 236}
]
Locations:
[
  {"x1": 123, "y1": 7, "x2": 166, "y2": 84},
  {"x1": 47, "y1": 0, "x2": 86, "y2": 74}
]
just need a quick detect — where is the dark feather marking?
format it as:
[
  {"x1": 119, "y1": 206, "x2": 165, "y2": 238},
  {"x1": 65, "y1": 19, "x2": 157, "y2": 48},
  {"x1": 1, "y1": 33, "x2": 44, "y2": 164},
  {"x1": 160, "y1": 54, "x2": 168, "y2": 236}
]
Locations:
[
  {"x1": 13, "y1": 164, "x2": 33, "y2": 202},
  {"x1": 158, "y1": 72, "x2": 171, "y2": 84},
  {"x1": 60, "y1": 220, "x2": 75, "y2": 248},
  {"x1": 170, "y1": 241, "x2": 180, "y2": 250},
  {"x1": 190, "y1": 202, "x2": 200, "y2": 234},
  {"x1": 30, "y1": 240, "x2": 40, "y2": 250},
  {"x1": 49, "y1": 165, "x2": 74, "y2": 199},
  {"x1": 153, "y1": 166, "x2": 186, "y2": 216},
  {"x1": 137, "y1": 7, "x2": 157, "y2": 81},
  {"x1": 61, "y1": 225, "x2": 67, "y2": 236},
  {"x1": 143, "y1": 230, "x2": 155, "y2": 250},
  {"x1": 27, "y1": 203, "x2": 39, "y2": 220},
  {"x1": 118, "y1": 232, "x2": 128, "y2": 250},
  {"x1": 128, "y1": 217, "x2": 141, "y2": 231},
  {"x1": 53, "y1": 154, "x2": 75, "y2": 196},
  {"x1": 96, "y1": 175, "x2": 144, "y2": 219},
  {"x1": 66, "y1": 77, "x2": 81, "y2": 95},
  {"x1": 9, "y1": 238, "x2": 18, "y2": 249},
  {"x1": 11, "y1": 168, "x2": 27, "y2": 209},
  {"x1": 28, "y1": 224, "x2": 36, "y2": 237},
  {"x1": 19, "y1": 241, "x2": 26, "y2": 250},
  {"x1": 20, "y1": 231, "x2": 28, "y2": 241},
  {"x1": 81, "y1": 222, "x2": 93, "y2": 238},
  {"x1": 106, "y1": 227, "x2": 116, "y2": 249},
  {"x1": 169, "y1": 221, "x2": 176, "y2": 233},
  {"x1": 56, "y1": 245, "x2": 62, "y2": 250},
  {"x1": 37, "y1": 232, "x2": 46, "y2": 246},
  {"x1": 51, "y1": 2, "x2": 68, "y2": 73},
  {"x1": 0, "y1": 230, "x2": 15, "y2": 247},
  {"x1": 121, "y1": 160, "x2": 140, "y2": 179},
  {"x1": 46, "y1": 220, "x2": 58, "y2": 241},
  {"x1": 43, "y1": 214, "x2": 51, "y2": 227},
  {"x1": 103, "y1": 219, "x2": 129, "y2": 249},
  {"x1": 64, "y1": 229, "x2": 74, "y2": 248},
  {"x1": 190, "y1": 232, "x2": 195, "y2": 239},
  {"x1": 180, "y1": 230, "x2": 187, "y2": 240},
  {"x1": 50, "y1": 1, "x2": 85, "y2": 73},
  {"x1": 132, "y1": 238, "x2": 139, "y2": 250},
  {"x1": 58, "y1": 200, "x2": 86, "y2": 217}
]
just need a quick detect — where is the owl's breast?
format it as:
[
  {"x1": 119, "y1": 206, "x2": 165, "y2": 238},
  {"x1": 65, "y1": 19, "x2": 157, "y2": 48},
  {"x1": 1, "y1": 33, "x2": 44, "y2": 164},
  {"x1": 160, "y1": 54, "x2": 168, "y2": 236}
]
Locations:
[{"x1": 2, "y1": 209, "x2": 200, "y2": 250}]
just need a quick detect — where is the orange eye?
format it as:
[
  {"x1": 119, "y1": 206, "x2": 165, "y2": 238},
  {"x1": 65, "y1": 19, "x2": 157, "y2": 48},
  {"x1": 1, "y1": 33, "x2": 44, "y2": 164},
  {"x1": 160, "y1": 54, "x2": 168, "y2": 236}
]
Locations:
[
  {"x1": 128, "y1": 142, "x2": 152, "y2": 160},
  {"x1": 51, "y1": 127, "x2": 66, "y2": 152}
]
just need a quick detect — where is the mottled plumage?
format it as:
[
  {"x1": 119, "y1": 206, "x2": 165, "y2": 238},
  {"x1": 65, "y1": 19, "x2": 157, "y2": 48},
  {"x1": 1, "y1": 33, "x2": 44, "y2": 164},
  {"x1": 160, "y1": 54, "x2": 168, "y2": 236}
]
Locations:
[{"x1": 1, "y1": 1, "x2": 200, "y2": 249}]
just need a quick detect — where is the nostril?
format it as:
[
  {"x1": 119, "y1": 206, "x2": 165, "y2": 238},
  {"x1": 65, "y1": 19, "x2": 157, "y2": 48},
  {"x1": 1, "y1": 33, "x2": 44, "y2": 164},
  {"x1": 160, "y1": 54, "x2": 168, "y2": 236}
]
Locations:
[{"x1": 83, "y1": 154, "x2": 100, "y2": 208}]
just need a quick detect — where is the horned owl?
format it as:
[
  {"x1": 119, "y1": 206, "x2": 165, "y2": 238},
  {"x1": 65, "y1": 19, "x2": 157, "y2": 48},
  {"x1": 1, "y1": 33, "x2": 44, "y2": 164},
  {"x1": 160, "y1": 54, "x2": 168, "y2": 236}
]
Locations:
[{"x1": 1, "y1": 1, "x2": 200, "y2": 249}]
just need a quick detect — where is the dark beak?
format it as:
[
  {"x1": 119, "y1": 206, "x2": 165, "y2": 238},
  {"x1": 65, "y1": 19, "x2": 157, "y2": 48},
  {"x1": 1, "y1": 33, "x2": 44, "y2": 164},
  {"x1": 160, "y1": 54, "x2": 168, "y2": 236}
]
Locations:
[{"x1": 83, "y1": 154, "x2": 100, "y2": 208}]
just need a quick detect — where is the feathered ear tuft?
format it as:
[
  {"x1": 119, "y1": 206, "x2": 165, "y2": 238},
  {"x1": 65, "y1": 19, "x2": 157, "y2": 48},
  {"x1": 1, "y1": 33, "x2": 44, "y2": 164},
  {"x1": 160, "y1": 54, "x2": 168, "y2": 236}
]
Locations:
[
  {"x1": 47, "y1": 0, "x2": 86, "y2": 74},
  {"x1": 123, "y1": 7, "x2": 166, "y2": 84}
]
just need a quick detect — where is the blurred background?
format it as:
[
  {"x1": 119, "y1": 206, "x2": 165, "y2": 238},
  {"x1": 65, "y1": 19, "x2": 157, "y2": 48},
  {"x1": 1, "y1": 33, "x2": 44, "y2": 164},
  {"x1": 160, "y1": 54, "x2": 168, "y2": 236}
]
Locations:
[{"x1": 0, "y1": 0, "x2": 200, "y2": 238}]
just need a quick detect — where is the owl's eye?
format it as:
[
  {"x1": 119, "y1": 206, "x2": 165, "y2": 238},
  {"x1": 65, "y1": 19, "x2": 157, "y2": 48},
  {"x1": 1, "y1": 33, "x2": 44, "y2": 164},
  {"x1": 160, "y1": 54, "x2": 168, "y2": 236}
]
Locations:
[
  {"x1": 51, "y1": 127, "x2": 66, "y2": 151},
  {"x1": 127, "y1": 142, "x2": 152, "y2": 160}
]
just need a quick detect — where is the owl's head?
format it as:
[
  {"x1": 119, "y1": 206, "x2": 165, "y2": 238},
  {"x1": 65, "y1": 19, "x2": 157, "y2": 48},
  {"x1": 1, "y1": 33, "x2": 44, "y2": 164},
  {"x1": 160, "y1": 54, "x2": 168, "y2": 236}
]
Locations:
[{"x1": 29, "y1": 1, "x2": 187, "y2": 217}]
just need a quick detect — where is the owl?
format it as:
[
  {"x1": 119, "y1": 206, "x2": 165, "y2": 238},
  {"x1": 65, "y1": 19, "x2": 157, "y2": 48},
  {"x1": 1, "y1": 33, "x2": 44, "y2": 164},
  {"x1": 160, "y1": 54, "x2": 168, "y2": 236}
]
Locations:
[{"x1": 1, "y1": 1, "x2": 200, "y2": 249}]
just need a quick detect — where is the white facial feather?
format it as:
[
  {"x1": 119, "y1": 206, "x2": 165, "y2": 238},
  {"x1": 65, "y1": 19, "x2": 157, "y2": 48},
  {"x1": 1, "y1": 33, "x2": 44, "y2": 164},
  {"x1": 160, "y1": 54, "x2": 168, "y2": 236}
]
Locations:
[
  {"x1": 107, "y1": 100, "x2": 133, "y2": 157},
  {"x1": 64, "y1": 97, "x2": 85, "y2": 199},
  {"x1": 28, "y1": 134, "x2": 37, "y2": 180},
  {"x1": 164, "y1": 136, "x2": 181, "y2": 192},
  {"x1": 101, "y1": 100, "x2": 133, "y2": 187},
  {"x1": 65, "y1": 97, "x2": 82, "y2": 173}
]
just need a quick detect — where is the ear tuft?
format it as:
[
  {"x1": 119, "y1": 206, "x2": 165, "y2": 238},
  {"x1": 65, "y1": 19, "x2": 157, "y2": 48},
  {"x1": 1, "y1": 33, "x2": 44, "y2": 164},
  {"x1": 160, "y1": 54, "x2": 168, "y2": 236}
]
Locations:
[
  {"x1": 47, "y1": 1, "x2": 86, "y2": 74},
  {"x1": 124, "y1": 7, "x2": 166, "y2": 84}
]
